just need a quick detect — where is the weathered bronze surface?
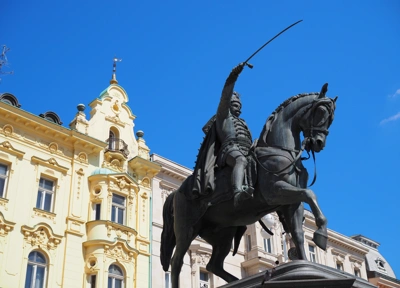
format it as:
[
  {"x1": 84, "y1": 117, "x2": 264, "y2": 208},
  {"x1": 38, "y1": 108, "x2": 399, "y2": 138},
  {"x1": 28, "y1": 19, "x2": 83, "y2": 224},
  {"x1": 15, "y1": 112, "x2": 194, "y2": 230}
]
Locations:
[{"x1": 161, "y1": 63, "x2": 337, "y2": 288}]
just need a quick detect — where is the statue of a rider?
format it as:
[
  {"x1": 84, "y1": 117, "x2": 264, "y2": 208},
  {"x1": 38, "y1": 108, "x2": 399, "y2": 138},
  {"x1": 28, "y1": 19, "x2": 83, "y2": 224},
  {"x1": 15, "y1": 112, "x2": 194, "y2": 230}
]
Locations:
[{"x1": 190, "y1": 63, "x2": 255, "y2": 208}]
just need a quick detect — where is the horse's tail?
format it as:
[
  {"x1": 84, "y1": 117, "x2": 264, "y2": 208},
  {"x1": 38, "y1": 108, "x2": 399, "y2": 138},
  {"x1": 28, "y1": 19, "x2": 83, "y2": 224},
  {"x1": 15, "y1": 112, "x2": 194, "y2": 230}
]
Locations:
[
  {"x1": 232, "y1": 226, "x2": 247, "y2": 256},
  {"x1": 160, "y1": 190, "x2": 176, "y2": 272}
]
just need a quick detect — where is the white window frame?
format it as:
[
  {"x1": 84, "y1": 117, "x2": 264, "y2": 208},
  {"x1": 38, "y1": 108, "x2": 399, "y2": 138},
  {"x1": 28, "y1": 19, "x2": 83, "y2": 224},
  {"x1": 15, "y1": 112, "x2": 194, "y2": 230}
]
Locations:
[
  {"x1": 308, "y1": 244, "x2": 317, "y2": 263},
  {"x1": 263, "y1": 238, "x2": 273, "y2": 253},
  {"x1": 246, "y1": 234, "x2": 251, "y2": 252},
  {"x1": 164, "y1": 272, "x2": 171, "y2": 288},
  {"x1": 108, "y1": 264, "x2": 124, "y2": 288},
  {"x1": 25, "y1": 251, "x2": 48, "y2": 288},
  {"x1": 111, "y1": 193, "x2": 126, "y2": 225},
  {"x1": 36, "y1": 177, "x2": 55, "y2": 212},
  {"x1": 92, "y1": 203, "x2": 101, "y2": 220},
  {"x1": 199, "y1": 270, "x2": 210, "y2": 288},
  {"x1": 0, "y1": 162, "x2": 9, "y2": 198}
]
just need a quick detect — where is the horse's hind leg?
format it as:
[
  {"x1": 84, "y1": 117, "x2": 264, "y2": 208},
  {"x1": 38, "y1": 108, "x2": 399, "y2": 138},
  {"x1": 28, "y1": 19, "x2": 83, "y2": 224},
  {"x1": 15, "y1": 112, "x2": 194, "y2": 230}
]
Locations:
[
  {"x1": 171, "y1": 231, "x2": 197, "y2": 288},
  {"x1": 205, "y1": 227, "x2": 239, "y2": 283}
]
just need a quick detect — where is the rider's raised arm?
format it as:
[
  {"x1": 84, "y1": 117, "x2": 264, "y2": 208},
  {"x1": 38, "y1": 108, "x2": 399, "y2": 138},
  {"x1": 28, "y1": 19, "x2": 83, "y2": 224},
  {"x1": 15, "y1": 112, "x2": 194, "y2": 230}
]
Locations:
[{"x1": 217, "y1": 63, "x2": 244, "y2": 119}]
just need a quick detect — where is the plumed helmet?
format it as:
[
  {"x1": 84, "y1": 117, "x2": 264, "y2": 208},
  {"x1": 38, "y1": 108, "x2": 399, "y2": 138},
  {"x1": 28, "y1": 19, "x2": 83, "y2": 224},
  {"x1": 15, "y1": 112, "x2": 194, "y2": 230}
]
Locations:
[{"x1": 231, "y1": 91, "x2": 241, "y2": 105}]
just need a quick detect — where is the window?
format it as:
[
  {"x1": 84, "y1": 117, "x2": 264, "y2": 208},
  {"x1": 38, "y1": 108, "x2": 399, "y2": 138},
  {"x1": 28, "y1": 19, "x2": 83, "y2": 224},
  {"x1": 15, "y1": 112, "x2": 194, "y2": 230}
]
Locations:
[
  {"x1": 25, "y1": 251, "x2": 47, "y2": 288},
  {"x1": 90, "y1": 274, "x2": 97, "y2": 288},
  {"x1": 111, "y1": 194, "x2": 125, "y2": 225},
  {"x1": 246, "y1": 235, "x2": 251, "y2": 252},
  {"x1": 200, "y1": 271, "x2": 210, "y2": 288},
  {"x1": 94, "y1": 203, "x2": 101, "y2": 220},
  {"x1": 264, "y1": 238, "x2": 272, "y2": 253},
  {"x1": 108, "y1": 264, "x2": 124, "y2": 288},
  {"x1": 0, "y1": 163, "x2": 9, "y2": 198},
  {"x1": 308, "y1": 245, "x2": 316, "y2": 263},
  {"x1": 36, "y1": 178, "x2": 55, "y2": 212},
  {"x1": 165, "y1": 272, "x2": 171, "y2": 288},
  {"x1": 336, "y1": 262, "x2": 343, "y2": 271},
  {"x1": 354, "y1": 269, "x2": 360, "y2": 277},
  {"x1": 375, "y1": 258, "x2": 386, "y2": 272},
  {"x1": 109, "y1": 130, "x2": 116, "y2": 150}
]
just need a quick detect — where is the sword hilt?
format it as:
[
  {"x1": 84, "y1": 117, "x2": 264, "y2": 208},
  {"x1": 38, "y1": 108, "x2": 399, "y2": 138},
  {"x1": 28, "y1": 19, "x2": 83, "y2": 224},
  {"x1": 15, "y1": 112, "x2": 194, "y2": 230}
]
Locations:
[{"x1": 245, "y1": 62, "x2": 253, "y2": 69}]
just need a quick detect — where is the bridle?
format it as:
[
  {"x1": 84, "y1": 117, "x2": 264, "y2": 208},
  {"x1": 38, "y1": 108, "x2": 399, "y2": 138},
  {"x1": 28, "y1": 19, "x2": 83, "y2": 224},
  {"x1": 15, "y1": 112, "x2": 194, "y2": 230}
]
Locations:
[{"x1": 255, "y1": 99, "x2": 335, "y2": 187}]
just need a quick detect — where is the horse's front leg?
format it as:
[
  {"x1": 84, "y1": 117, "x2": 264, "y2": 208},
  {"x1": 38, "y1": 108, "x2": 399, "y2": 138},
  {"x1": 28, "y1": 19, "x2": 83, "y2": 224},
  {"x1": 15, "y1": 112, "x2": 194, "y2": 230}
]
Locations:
[
  {"x1": 282, "y1": 203, "x2": 307, "y2": 260},
  {"x1": 267, "y1": 180, "x2": 327, "y2": 250}
]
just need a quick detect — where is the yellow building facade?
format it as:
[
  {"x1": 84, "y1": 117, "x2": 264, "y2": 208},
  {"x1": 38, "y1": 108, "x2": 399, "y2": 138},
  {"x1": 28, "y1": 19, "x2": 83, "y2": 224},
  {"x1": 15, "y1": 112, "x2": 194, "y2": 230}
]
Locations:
[{"x1": 0, "y1": 74, "x2": 160, "y2": 288}]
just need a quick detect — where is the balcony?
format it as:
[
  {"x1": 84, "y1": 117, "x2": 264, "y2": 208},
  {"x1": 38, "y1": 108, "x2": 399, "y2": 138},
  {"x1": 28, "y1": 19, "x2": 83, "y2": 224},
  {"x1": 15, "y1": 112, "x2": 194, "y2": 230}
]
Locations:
[
  {"x1": 85, "y1": 220, "x2": 137, "y2": 244},
  {"x1": 106, "y1": 138, "x2": 129, "y2": 158}
]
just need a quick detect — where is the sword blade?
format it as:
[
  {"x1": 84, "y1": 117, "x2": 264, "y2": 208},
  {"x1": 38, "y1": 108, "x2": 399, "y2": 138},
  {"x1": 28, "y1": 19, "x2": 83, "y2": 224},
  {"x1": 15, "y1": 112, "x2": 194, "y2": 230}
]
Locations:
[{"x1": 244, "y1": 20, "x2": 303, "y2": 64}]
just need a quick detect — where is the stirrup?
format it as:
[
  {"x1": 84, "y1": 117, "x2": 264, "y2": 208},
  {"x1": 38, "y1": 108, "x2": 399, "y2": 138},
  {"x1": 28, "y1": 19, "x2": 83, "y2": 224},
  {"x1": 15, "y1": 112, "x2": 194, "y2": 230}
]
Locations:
[{"x1": 234, "y1": 191, "x2": 252, "y2": 208}]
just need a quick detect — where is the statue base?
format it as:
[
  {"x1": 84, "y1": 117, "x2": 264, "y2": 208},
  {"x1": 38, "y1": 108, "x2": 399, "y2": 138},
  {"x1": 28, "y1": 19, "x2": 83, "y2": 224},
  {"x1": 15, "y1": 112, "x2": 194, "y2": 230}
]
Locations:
[{"x1": 218, "y1": 260, "x2": 376, "y2": 288}]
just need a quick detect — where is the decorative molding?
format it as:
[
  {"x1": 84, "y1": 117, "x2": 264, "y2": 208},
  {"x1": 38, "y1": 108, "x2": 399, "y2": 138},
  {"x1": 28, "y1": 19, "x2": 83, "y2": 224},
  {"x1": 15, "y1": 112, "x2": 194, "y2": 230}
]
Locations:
[
  {"x1": 105, "y1": 115, "x2": 126, "y2": 127},
  {"x1": 351, "y1": 261, "x2": 362, "y2": 270},
  {"x1": 85, "y1": 254, "x2": 99, "y2": 273},
  {"x1": 141, "y1": 177, "x2": 150, "y2": 188},
  {"x1": 77, "y1": 152, "x2": 88, "y2": 164},
  {"x1": 0, "y1": 197, "x2": 9, "y2": 210},
  {"x1": 102, "y1": 159, "x2": 124, "y2": 173},
  {"x1": 48, "y1": 142, "x2": 58, "y2": 154},
  {"x1": 332, "y1": 251, "x2": 346, "y2": 264},
  {"x1": 104, "y1": 242, "x2": 135, "y2": 262},
  {"x1": 0, "y1": 212, "x2": 15, "y2": 236},
  {"x1": 2, "y1": 124, "x2": 14, "y2": 136},
  {"x1": 0, "y1": 141, "x2": 25, "y2": 158},
  {"x1": 31, "y1": 156, "x2": 69, "y2": 174},
  {"x1": 66, "y1": 217, "x2": 85, "y2": 236},
  {"x1": 21, "y1": 223, "x2": 63, "y2": 250},
  {"x1": 106, "y1": 223, "x2": 136, "y2": 243},
  {"x1": 76, "y1": 168, "x2": 85, "y2": 199},
  {"x1": 32, "y1": 208, "x2": 56, "y2": 223}
]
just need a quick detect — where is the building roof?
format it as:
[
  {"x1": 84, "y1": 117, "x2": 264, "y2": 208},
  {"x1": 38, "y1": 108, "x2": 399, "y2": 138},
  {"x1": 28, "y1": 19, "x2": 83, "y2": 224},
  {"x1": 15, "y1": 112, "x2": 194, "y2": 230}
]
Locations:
[
  {"x1": 351, "y1": 234, "x2": 397, "y2": 278},
  {"x1": 90, "y1": 167, "x2": 116, "y2": 176}
]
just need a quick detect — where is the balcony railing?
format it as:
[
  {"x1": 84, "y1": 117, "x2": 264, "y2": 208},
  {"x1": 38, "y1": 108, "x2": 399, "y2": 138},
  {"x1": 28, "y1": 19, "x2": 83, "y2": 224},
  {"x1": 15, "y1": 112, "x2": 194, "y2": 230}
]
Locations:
[{"x1": 106, "y1": 138, "x2": 129, "y2": 157}]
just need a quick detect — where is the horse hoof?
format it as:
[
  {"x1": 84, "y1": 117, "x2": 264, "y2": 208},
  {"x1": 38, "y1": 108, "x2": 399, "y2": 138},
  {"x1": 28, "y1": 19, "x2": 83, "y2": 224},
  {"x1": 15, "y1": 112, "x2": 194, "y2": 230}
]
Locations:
[{"x1": 312, "y1": 229, "x2": 327, "y2": 251}]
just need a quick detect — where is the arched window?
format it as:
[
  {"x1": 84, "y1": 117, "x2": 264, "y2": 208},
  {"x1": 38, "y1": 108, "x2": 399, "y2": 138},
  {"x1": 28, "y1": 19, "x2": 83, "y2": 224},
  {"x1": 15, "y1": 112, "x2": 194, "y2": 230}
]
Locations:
[
  {"x1": 109, "y1": 130, "x2": 116, "y2": 139},
  {"x1": 108, "y1": 264, "x2": 124, "y2": 288},
  {"x1": 108, "y1": 128, "x2": 119, "y2": 150},
  {"x1": 25, "y1": 251, "x2": 47, "y2": 288}
]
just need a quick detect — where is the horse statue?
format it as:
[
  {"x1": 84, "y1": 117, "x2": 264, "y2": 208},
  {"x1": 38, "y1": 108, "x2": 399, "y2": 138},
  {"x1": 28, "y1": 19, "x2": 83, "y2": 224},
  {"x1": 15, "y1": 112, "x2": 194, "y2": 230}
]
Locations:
[{"x1": 160, "y1": 83, "x2": 337, "y2": 288}]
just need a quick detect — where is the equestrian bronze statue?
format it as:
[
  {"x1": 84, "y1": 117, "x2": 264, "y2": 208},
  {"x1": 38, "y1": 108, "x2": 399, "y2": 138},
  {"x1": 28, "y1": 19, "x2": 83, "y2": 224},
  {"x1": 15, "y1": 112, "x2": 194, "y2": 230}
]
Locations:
[{"x1": 160, "y1": 61, "x2": 337, "y2": 287}]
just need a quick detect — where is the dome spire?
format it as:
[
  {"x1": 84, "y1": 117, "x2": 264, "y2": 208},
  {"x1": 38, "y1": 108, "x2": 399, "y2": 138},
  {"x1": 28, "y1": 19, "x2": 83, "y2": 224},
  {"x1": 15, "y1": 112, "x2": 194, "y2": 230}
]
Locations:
[{"x1": 110, "y1": 57, "x2": 122, "y2": 84}]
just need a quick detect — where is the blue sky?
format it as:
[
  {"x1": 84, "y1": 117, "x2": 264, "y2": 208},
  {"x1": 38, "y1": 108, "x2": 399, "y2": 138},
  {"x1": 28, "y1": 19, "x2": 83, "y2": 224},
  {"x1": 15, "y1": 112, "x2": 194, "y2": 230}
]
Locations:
[{"x1": 1, "y1": 0, "x2": 399, "y2": 276}]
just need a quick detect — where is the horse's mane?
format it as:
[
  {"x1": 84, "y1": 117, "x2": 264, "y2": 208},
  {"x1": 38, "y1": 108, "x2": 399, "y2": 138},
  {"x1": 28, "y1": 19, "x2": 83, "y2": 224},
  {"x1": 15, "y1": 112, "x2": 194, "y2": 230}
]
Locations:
[{"x1": 259, "y1": 92, "x2": 321, "y2": 145}]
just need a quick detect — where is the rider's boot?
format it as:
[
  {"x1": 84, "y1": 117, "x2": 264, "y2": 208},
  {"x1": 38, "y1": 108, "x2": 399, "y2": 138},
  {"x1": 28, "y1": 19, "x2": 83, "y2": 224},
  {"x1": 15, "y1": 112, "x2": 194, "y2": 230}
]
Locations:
[{"x1": 233, "y1": 185, "x2": 253, "y2": 208}]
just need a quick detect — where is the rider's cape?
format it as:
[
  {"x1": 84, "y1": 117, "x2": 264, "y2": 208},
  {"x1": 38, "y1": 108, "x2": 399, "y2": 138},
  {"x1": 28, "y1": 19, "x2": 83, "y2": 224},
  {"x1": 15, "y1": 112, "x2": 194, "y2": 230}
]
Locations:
[{"x1": 185, "y1": 115, "x2": 220, "y2": 199}]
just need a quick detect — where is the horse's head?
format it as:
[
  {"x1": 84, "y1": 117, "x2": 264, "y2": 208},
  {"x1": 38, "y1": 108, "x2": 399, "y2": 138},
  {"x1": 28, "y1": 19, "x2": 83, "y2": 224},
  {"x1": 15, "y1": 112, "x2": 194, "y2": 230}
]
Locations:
[{"x1": 300, "y1": 83, "x2": 337, "y2": 153}]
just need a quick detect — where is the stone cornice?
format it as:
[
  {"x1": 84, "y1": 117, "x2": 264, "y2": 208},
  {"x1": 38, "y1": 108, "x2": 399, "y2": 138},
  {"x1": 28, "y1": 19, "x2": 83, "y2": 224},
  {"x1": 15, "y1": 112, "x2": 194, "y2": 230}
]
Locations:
[
  {"x1": 31, "y1": 156, "x2": 69, "y2": 174},
  {"x1": 0, "y1": 141, "x2": 25, "y2": 158},
  {"x1": 128, "y1": 156, "x2": 161, "y2": 178},
  {"x1": 0, "y1": 102, "x2": 106, "y2": 153},
  {"x1": 151, "y1": 154, "x2": 192, "y2": 180}
]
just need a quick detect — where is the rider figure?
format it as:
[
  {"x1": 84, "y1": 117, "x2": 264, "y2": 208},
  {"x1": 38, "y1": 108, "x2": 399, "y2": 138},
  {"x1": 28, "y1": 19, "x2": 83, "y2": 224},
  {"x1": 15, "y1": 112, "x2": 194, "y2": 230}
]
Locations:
[{"x1": 216, "y1": 63, "x2": 253, "y2": 207}]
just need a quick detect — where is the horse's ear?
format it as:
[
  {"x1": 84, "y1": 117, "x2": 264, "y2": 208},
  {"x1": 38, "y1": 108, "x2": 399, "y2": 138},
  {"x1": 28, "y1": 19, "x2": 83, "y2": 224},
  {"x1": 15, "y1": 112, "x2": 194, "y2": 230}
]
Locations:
[
  {"x1": 333, "y1": 96, "x2": 338, "y2": 102},
  {"x1": 318, "y1": 83, "x2": 328, "y2": 98}
]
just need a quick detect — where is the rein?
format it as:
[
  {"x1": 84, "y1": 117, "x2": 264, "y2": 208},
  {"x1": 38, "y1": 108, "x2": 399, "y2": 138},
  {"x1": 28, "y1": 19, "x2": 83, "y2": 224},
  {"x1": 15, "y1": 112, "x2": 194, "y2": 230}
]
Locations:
[{"x1": 254, "y1": 138, "x2": 318, "y2": 188}]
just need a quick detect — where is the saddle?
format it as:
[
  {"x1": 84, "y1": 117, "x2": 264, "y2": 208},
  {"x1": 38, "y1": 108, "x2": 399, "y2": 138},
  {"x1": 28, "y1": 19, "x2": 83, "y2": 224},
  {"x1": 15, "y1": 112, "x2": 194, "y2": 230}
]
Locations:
[{"x1": 181, "y1": 151, "x2": 258, "y2": 207}]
